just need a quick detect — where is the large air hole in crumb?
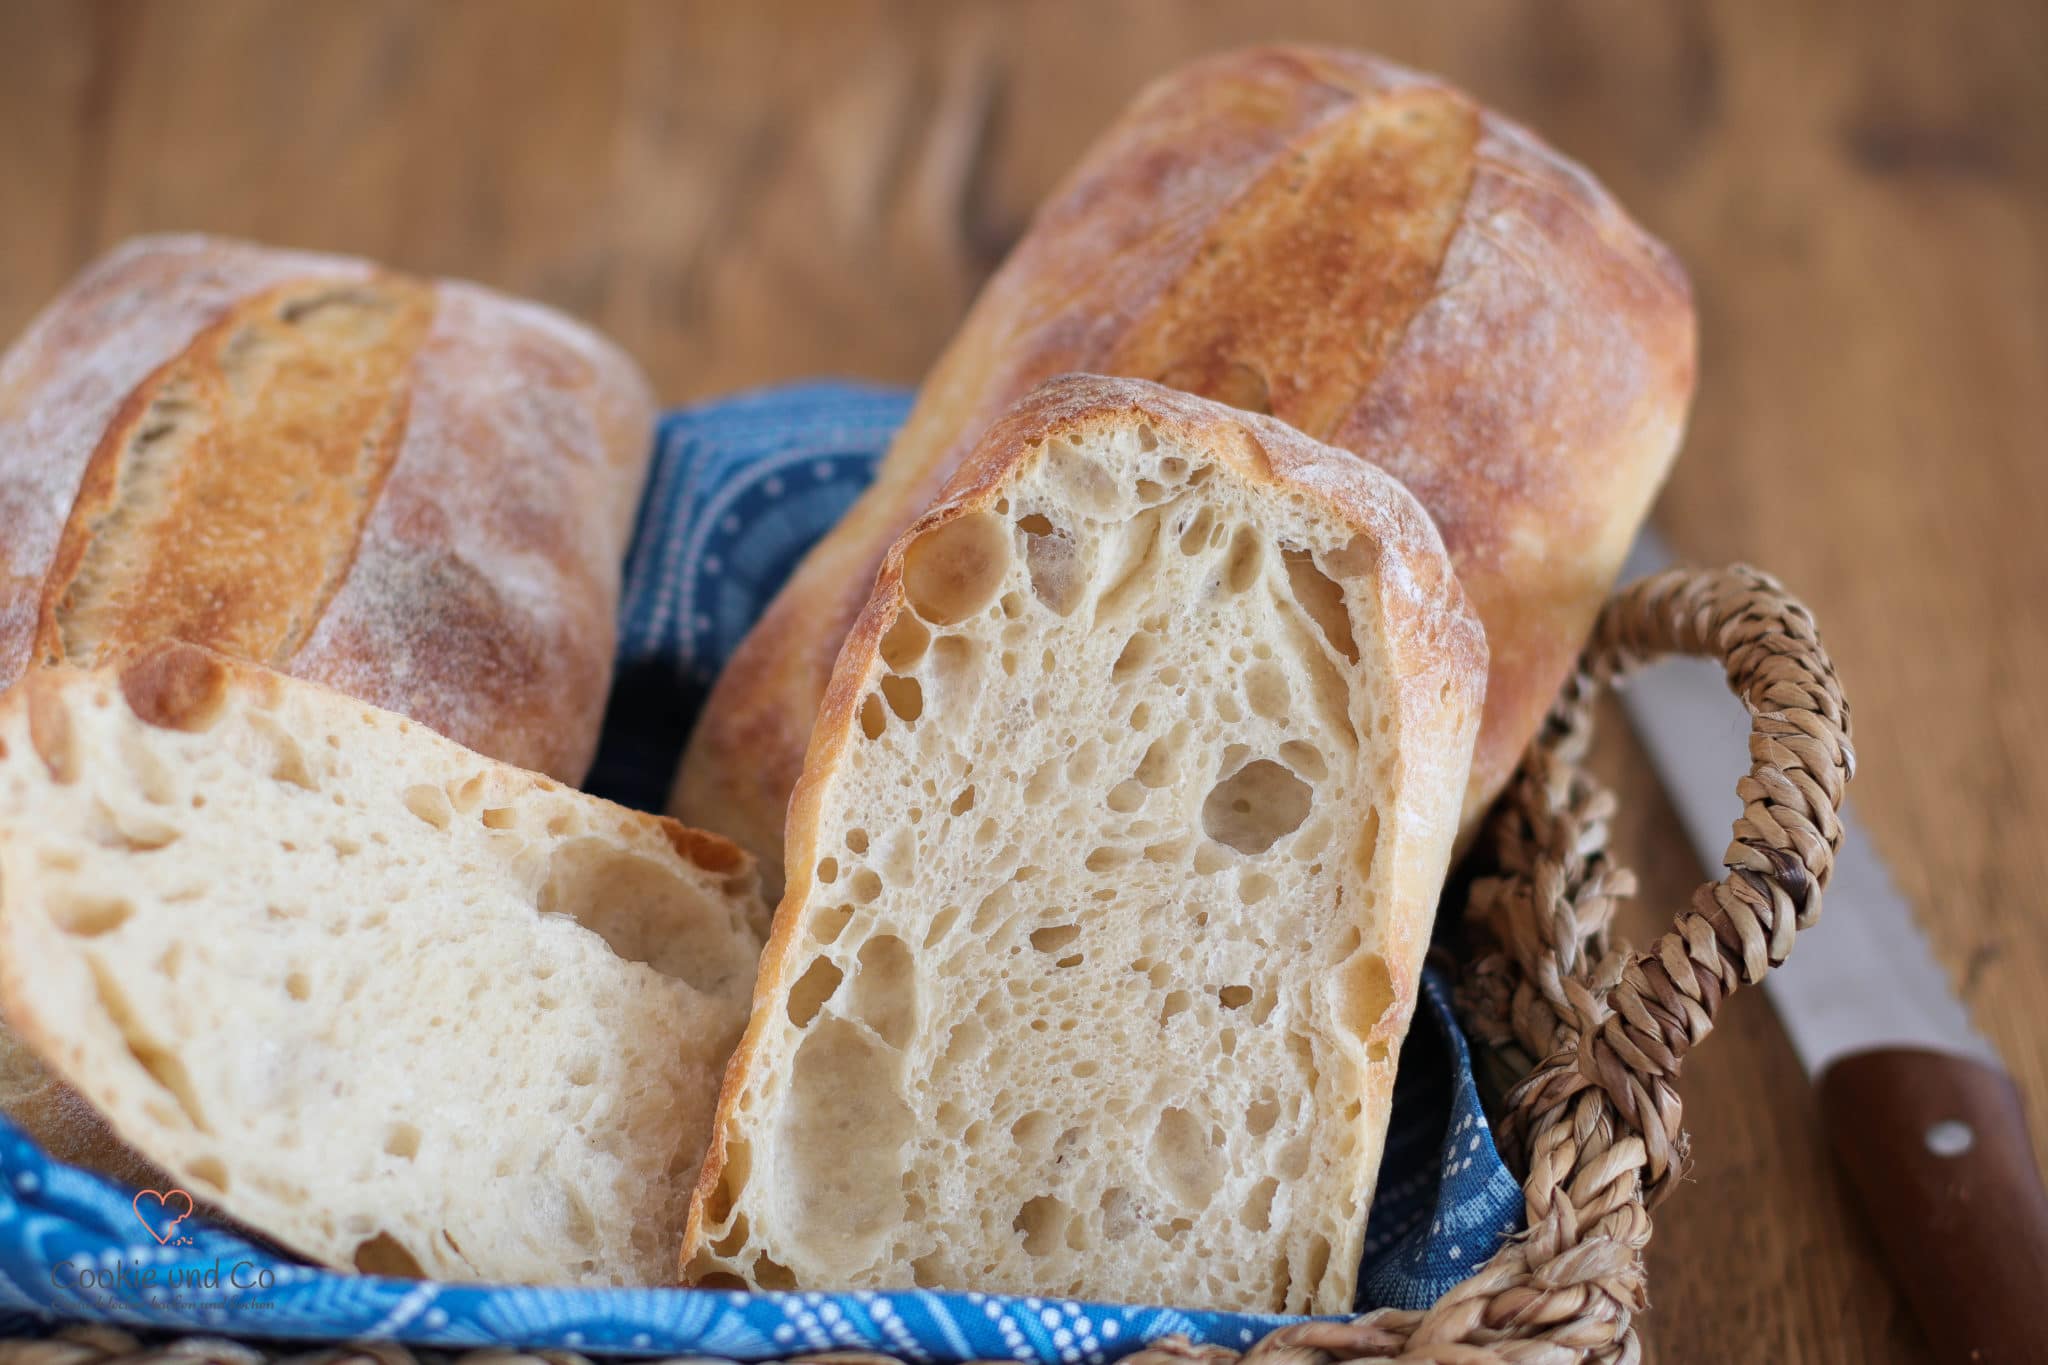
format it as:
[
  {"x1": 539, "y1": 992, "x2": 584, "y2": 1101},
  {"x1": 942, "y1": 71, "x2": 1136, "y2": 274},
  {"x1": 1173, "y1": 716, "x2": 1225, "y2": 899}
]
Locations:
[
  {"x1": 1245, "y1": 661, "x2": 1290, "y2": 721},
  {"x1": 1106, "y1": 780, "x2": 1146, "y2": 814},
  {"x1": 1344, "y1": 952, "x2": 1397, "y2": 1044},
  {"x1": 851, "y1": 935, "x2": 917, "y2": 1048},
  {"x1": 787, "y1": 957, "x2": 844, "y2": 1028},
  {"x1": 1029, "y1": 924, "x2": 1081, "y2": 954},
  {"x1": 812, "y1": 904, "x2": 855, "y2": 945},
  {"x1": 50, "y1": 891, "x2": 132, "y2": 937},
  {"x1": 402, "y1": 784, "x2": 452, "y2": 830},
  {"x1": 1178, "y1": 506, "x2": 1217, "y2": 556},
  {"x1": 753, "y1": 1254, "x2": 798, "y2": 1290},
  {"x1": 447, "y1": 772, "x2": 486, "y2": 814},
  {"x1": 1241, "y1": 1177, "x2": 1279, "y2": 1233},
  {"x1": 859, "y1": 694, "x2": 887, "y2": 740},
  {"x1": 247, "y1": 714, "x2": 318, "y2": 791},
  {"x1": 1095, "y1": 507, "x2": 1165, "y2": 621},
  {"x1": 923, "y1": 905, "x2": 961, "y2": 948},
  {"x1": 942, "y1": 1014, "x2": 987, "y2": 1066},
  {"x1": 1042, "y1": 439, "x2": 1120, "y2": 514},
  {"x1": 711, "y1": 1215, "x2": 751, "y2": 1258},
  {"x1": 1011, "y1": 1110, "x2": 1054, "y2": 1151},
  {"x1": 1015, "y1": 1195, "x2": 1068, "y2": 1256},
  {"x1": 1284, "y1": 550, "x2": 1361, "y2": 663},
  {"x1": 903, "y1": 511, "x2": 1011, "y2": 624},
  {"x1": 352, "y1": 1232, "x2": 425, "y2": 1277},
  {"x1": 1135, "y1": 726, "x2": 1186, "y2": 789},
  {"x1": 1066, "y1": 741, "x2": 1103, "y2": 784},
  {"x1": 540, "y1": 839, "x2": 750, "y2": 994},
  {"x1": 1222, "y1": 526, "x2": 1263, "y2": 594},
  {"x1": 186, "y1": 1155, "x2": 229, "y2": 1192},
  {"x1": 969, "y1": 885, "x2": 1014, "y2": 935},
  {"x1": 1280, "y1": 611, "x2": 1358, "y2": 743},
  {"x1": 1025, "y1": 758, "x2": 1062, "y2": 805},
  {"x1": 1246, "y1": 1098, "x2": 1281, "y2": 1136},
  {"x1": 1143, "y1": 836, "x2": 1188, "y2": 865},
  {"x1": 879, "y1": 611, "x2": 931, "y2": 671},
  {"x1": 1202, "y1": 760, "x2": 1312, "y2": 854},
  {"x1": 1083, "y1": 846, "x2": 1130, "y2": 872},
  {"x1": 880, "y1": 674, "x2": 923, "y2": 724},
  {"x1": 384, "y1": 1124, "x2": 422, "y2": 1160},
  {"x1": 778, "y1": 1019, "x2": 914, "y2": 1268},
  {"x1": 1148, "y1": 1107, "x2": 1224, "y2": 1207},
  {"x1": 1356, "y1": 806, "x2": 1381, "y2": 878},
  {"x1": 90, "y1": 961, "x2": 209, "y2": 1133},
  {"x1": 1023, "y1": 521, "x2": 1085, "y2": 616},
  {"x1": 703, "y1": 1144, "x2": 751, "y2": 1226},
  {"x1": 1279, "y1": 740, "x2": 1328, "y2": 782},
  {"x1": 1304, "y1": 1235, "x2": 1333, "y2": 1294}
]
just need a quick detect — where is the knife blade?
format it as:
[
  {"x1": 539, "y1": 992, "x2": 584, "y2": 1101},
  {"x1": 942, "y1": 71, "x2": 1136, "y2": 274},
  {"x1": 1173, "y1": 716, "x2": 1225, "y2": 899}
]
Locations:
[{"x1": 1615, "y1": 529, "x2": 2047, "y2": 1365}]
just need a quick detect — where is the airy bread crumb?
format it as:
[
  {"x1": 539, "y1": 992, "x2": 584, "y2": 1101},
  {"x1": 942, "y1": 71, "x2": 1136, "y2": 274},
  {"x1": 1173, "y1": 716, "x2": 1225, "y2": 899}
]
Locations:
[
  {"x1": 683, "y1": 377, "x2": 1483, "y2": 1313},
  {"x1": 0, "y1": 643, "x2": 767, "y2": 1286}
]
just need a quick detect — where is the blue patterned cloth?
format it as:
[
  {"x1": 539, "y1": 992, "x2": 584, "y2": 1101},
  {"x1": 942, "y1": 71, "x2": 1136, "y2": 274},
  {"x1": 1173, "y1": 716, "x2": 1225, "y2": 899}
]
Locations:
[{"x1": 0, "y1": 383, "x2": 1520, "y2": 1359}]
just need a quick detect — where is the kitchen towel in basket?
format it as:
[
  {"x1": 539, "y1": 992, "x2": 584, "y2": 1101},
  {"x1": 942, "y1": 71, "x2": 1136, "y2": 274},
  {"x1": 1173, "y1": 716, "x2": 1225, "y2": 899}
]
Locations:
[{"x1": 0, "y1": 383, "x2": 1519, "y2": 1360}]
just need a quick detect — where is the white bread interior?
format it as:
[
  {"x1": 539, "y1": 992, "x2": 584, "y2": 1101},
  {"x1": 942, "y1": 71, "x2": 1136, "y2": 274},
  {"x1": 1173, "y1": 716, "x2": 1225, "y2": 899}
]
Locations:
[
  {"x1": 683, "y1": 377, "x2": 1484, "y2": 1313},
  {"x1": 0, "y1": 644, "x2": 767, "y2": 1286}
]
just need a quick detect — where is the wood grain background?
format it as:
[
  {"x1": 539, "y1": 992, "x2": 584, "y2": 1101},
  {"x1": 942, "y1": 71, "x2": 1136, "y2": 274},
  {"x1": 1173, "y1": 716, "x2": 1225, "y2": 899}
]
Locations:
[{"x1": 3, "y1": 2, "x2": 2043, "y2": 1360}]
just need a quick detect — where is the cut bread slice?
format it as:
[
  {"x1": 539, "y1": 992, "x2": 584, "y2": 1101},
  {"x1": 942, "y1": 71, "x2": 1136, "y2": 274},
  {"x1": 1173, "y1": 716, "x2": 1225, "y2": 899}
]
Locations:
[
  {"x1": 681, "y1": 375, "x2": 1485, "y2": 1313},
  {"x1": 0, "y1": 643, "x2": 768, "y2": 1286}
]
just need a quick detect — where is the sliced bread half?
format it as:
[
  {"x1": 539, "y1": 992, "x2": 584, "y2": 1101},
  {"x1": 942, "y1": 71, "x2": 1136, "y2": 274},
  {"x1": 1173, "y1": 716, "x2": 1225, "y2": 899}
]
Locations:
[
  {"x1": 681, "y1": 375, "x2": 1485, "y2": 1313},
  {"x1": 0, "y1": 642, "x2": 768, "y2": 1286}
]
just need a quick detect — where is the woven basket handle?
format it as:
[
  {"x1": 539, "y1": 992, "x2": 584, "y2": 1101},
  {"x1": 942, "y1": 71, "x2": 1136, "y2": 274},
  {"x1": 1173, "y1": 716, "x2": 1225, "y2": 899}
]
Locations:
[{"x1": 1501, "y1": 564, "x2": 1853, "y2": 1205}]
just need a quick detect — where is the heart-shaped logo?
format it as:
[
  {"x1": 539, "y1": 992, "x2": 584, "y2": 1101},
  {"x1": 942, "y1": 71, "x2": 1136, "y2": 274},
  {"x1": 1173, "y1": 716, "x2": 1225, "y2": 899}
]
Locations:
[{"x1": 131, "y1": 1188, "x2": 196, "y2": 1245}]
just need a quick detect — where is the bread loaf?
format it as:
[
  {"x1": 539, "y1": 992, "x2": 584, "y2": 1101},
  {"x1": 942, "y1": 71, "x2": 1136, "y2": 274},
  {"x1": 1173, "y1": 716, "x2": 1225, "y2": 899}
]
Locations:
[
  {"x1": 674, "y1": 46, "x2": 1694, "y2": 884},
  {"x1": 0, "y1": 234, "x2": 657, "y2": 783},
  {"x1": 0, "y1": 643, "x2": 768, "y2": 1286},
  {"x1": 681, "y1": 377, "x2": 1485, "y2": 1313}
]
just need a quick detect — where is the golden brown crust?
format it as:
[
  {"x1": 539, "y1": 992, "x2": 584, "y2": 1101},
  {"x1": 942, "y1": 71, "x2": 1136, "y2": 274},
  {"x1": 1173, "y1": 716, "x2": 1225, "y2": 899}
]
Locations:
[
  {"x1": 35, "y1": 275, "x2": 435, "y2": 671},
  {"x1": 674, "y1": 44, "x2": 1694, "y2": 870},
  {"x1": 680, "y1": 375, "x2": 1486, "y2": 1294},
  {"x1": 0, "y1": 235, "x2": 658, "y2": 782}
]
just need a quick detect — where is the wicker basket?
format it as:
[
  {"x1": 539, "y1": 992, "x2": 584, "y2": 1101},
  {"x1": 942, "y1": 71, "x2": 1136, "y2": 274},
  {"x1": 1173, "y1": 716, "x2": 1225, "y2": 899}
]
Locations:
[{"x1": 0, "y1": 564, "x2": 1851, "y2": 1365}]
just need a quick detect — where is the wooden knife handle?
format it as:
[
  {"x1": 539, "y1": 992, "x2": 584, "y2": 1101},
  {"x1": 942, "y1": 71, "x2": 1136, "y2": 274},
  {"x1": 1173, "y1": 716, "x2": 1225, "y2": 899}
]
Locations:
[{"x1": 1820, "y1": 1047, "x2": 2048, "y2": 1364}]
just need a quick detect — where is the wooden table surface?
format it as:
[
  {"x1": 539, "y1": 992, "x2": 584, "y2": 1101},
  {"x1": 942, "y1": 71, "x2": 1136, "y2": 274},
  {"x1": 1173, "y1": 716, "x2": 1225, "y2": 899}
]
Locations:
[{"x1": 3, "y1": 2, "x2": 2043, "y2": 1360}]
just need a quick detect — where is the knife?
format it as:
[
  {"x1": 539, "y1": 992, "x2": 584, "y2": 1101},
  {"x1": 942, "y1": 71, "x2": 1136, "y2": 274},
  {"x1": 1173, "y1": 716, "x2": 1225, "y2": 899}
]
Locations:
[{"x1": 1617, "y1": 530, "x2": 2048, "y2": 1365}]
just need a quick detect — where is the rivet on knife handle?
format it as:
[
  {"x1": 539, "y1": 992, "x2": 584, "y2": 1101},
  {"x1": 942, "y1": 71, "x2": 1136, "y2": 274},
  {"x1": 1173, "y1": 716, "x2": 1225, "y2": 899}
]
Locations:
[{"x1": 1819, "y1": 1045, "x2": 2048, "y2": 1365}]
